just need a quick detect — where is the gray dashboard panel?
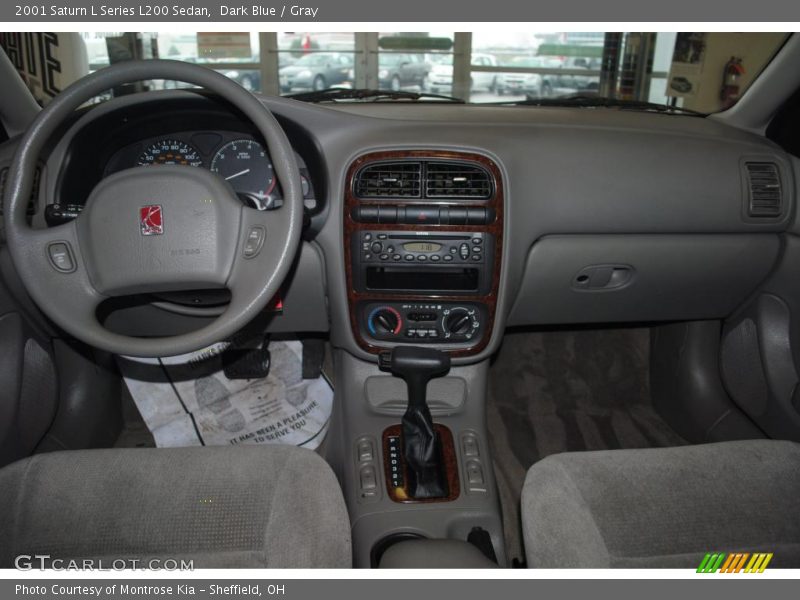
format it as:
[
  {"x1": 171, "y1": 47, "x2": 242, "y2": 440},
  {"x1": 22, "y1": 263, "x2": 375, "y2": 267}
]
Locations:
[
  {"x1": 279, "y1": 100, "x2": 793, "y2": 363},
  {"x1": 2, "y1": 90, "x2": 796, "y2": 363},
  {"x1": 507, "y1": 234, "x2": 781, "y2": 325}
]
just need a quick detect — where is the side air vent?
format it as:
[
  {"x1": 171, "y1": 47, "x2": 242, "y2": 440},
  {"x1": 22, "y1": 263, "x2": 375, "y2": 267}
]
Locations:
[
  {"x1": 355, "y1": 162, "x2": 422, "y2": 198},
  {"x1": 745, "y1": 162, "x2": 782, "y2": 218},
  {"x1": 0, "y1": 166, "x2": 40, "y2": 216},
  {"x1": 425, "y1": 162, "x2": 492, "y2": 199}
]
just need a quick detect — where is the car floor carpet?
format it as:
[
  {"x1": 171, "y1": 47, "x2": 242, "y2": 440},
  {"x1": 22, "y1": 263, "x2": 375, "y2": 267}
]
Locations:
[
  {"x1": 486, "y1": 327, "x2": 686, "y2": 566},
  {"x1": 116, "y1": 341, "x2": 333, "y2": 449},
  {"x1": 114, "y1": 385, "x2": 156, "y2": 448}
]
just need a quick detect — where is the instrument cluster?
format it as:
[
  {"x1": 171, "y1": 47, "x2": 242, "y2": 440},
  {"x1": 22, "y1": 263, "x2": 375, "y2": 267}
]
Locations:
[{"x1": 104, "y1": 131, "x2": 314, "y2": 211}]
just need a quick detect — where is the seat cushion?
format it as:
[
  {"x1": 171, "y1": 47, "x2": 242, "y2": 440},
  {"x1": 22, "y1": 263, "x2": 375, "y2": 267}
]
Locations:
[
  {"x1": 0, "y1": 445, "x2": 351, "y2": 568},
  {"x1": 522, "y1": 440, "x2": 800, "y2": 568}
]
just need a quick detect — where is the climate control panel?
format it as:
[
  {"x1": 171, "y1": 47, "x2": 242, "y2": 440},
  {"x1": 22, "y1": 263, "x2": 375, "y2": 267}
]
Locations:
[{"x1": 362, "y1": 301, "x2": 485, "y2": 345}]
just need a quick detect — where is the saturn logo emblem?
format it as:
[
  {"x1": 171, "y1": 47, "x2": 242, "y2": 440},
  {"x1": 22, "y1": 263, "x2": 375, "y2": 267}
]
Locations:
[{"x1": 140, "y1": 205, "x2": 163, "y2": 236}]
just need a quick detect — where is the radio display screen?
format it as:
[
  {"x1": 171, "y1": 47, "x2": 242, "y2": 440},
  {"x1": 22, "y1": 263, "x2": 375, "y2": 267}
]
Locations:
[{"x1": 402, "y1": 242, "x2": 443, "y2": 253}]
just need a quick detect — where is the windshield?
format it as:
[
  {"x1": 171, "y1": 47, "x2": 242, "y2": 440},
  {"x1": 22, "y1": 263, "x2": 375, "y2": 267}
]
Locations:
[
  {"x1": 511, "y1": 57, "x2": 558, "y2": 67},
  {"x1": 1, "y1": 31, "x2": 789, "y2": 112},
  {"x1": 291, "y1": 53, "x2": 339, "y2": 67}
]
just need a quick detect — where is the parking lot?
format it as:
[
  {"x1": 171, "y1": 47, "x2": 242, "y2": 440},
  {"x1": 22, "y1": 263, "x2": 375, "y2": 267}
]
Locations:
[{"x1": 439, "y1": 90, "x2": 528, "y2": 103}]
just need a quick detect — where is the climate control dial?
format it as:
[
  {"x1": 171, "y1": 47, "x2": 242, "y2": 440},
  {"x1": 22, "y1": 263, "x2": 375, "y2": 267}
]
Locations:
[
  {"x1": 367, "y1": 306, "x2": 403, "y2": 336},
  {"x1": 442, "y1": 307, "x2": 480, "y2": 340}
]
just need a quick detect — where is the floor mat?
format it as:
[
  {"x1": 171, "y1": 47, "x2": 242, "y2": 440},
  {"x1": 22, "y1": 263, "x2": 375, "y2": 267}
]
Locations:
[
  {"x1": 486, "y1": 327, "x2": 686, "y2": 565},
  {"x1": 117, "y1": 340, "x2": 333, "y2": 449}
]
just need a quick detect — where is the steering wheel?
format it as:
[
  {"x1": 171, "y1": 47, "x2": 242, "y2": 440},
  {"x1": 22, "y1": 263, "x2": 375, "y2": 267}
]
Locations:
[{"x1": 3, "y1": 60, "x2": 304, "y2": 357}]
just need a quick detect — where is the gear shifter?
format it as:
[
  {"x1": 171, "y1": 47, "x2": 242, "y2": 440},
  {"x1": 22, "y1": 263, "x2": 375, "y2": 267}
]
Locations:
[{"x1": 380, "y1": 346, "x2": 451, "y2": 499}]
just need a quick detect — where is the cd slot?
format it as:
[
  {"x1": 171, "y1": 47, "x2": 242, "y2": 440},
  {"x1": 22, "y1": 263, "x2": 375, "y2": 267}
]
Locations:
[
  {"x1": 365, "y1": 267, "x2": 479, "y2": 293},
  {"x1": 388, "y1": 234, "x2": 471, "y2": 241}
]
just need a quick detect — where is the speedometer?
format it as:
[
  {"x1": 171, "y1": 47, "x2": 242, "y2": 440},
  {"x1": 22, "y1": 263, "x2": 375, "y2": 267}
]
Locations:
[
  {"x1": 210, "y1": 139, "x2": 276, "y2": 209},
  {"x1": 138, "y1": 139, "x2": 203, "y2": 167}
]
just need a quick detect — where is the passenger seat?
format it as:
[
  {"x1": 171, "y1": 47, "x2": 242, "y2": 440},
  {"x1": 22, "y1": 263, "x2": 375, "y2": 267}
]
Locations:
[{"x1": 521, "y1": 440, "x2": 800, "y2": 568}]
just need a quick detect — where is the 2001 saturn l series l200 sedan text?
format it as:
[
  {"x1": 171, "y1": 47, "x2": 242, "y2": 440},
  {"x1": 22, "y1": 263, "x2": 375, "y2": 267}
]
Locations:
[{"x1": 16, "y1": 4, "x2": 217, "y2": 17}]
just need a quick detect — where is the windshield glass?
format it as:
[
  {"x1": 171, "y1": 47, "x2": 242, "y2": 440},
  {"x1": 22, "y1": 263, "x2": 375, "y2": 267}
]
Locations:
[
  {"x1": 0, "y1": 31, "x2": 789, "y2": 112},
  {"x1": 292, "y1": 53, "x2": 340, "y2": 66}
]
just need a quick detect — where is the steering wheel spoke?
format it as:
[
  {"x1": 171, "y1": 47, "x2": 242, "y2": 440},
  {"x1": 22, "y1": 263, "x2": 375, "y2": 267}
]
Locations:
[
  {"x1": 20, "y1": 220, "x2": 105, "y2": 333},
  {"x1": 27, "y1": 219, "x2": 81, "y2": 269},
  {"x1": 226, "y1": 204, "x2": 298, "y2": 303}
]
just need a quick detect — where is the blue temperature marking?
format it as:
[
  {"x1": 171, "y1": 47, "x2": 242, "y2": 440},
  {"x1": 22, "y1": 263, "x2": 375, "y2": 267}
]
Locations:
[{"x1": 368, "y1": 307, "x2": 380, "y2": 335}]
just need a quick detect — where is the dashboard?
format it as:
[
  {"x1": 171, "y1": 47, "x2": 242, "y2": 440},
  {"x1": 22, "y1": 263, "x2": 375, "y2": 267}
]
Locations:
[{"x1": 0, "y1": 89, "x2": 794, "y2": 365}]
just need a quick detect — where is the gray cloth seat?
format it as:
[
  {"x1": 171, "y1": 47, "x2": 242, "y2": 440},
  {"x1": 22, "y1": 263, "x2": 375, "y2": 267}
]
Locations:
[
  {"x1": 0, "y1": 445, "x2": 352, "y2": 568},
  {"x1": 522, "y1": 440, "x2": 800, "y2": 568}
]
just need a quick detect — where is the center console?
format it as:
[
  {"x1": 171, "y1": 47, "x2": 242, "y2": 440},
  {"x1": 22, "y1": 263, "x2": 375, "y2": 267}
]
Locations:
[
  {"x1": 344, "y1": 150, "x2": 504, "y2": 356},
  {"x1": 330, "y1": 349, "x2": 506, "y2": 567},
  {"x1": 333, "y1": 150, "x2": 507, "y2": 567}
]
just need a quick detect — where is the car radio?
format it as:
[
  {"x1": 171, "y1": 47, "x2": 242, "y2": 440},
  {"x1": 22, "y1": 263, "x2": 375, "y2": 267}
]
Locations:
[{"x1": 351, "y1": 230, "x2": 494, "y2": 296}]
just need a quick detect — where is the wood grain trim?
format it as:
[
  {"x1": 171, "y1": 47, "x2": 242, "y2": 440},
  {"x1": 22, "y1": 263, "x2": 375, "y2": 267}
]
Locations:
[
  {"x1": 382, "y1": 424, "x2": 460, "y2": 504},
  {"x1": 344, "y1": 149, "x2": 504, "y2": 357}
]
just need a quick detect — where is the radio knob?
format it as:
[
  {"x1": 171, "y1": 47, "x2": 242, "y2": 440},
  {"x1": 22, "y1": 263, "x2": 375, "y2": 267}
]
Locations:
[
  {"x1": 443, "y1": 308, "x2": 474, "y2": 336},
  {"x1": 368, "y1": 307, "x2": 402, "y2": 336},
  {"x1": 370, "y1": 241, "x2": 383, "y2": 254}
]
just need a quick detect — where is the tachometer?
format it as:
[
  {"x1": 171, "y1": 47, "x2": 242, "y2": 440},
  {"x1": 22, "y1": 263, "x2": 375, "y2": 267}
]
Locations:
[
  {"x1": 138, "y1": 139, "x2": 203, "y2": 167},
  {"x1": 210, "y1": 139, "x2": 276, "y2": 209}
]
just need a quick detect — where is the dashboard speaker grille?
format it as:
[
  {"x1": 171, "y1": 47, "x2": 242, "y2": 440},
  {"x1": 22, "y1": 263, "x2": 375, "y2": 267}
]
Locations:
[
  {"x1": 355, "y1": 162, "x2": 422, "y2": 198},
  {"x1": 745, "y1": 162, "x2": 782, "y2": 218},
  {"x1": 425, "y1": 162, "x2": 492, "y2": 199}
]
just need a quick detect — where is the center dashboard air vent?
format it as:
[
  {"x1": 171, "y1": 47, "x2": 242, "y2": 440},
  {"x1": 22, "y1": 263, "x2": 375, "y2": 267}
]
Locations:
[
  {"x1": 744, "y1": 162, "x2": 782, "y2": 218},
  {"x1": 425, "y1": 162, "x2": 492, "y2": 199},
  {"x1": 354, "y1": 159, "x2": 493, "y2": 200},
  {"x1": 355, "y1": 162, "x2": 422, "y2": 198}
]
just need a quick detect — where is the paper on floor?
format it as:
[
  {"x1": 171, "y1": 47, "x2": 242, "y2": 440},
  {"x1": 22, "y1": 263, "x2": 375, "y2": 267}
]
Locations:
[{"x1": 118, "y1": 341, "x2": 332, "y2": 449}]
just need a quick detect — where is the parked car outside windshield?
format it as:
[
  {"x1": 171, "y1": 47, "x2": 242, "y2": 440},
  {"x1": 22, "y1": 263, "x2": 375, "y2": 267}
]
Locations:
[
  {"x1": 428, "y1": 53, "x2": 501, "y2": 95},
  {"x1": 378, "y1": 53, "x2": 431, "y2": 91},
  {"x1": 496, "y1": 56, "x2": 561, "y2": 96},
  {"x1": 279, "y1": 52, "x2": 353, "y2": 92}
]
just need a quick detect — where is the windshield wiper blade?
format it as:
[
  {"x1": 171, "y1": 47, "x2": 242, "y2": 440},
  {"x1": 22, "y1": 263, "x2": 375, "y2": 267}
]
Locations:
[
  {"x1": 493, "y1": 94, "x2": 705, "y2": 116},
  {"x1": 285, "y1": 88, "x2": 464, "y2": 103}
]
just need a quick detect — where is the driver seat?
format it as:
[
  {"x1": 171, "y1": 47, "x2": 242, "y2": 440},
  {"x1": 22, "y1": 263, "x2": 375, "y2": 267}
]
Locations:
[{"x1": 0, "y1": 445, "x2": 352, "y2": 568}]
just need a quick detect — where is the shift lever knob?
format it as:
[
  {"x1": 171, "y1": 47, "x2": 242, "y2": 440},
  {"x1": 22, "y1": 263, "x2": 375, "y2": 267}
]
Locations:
[
  {"x1": 379, "y1": 346, "x2": 451, "y2": 499},
  {"x1": 379, "y1": 347, "x2": 450, "y2": 408}
]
